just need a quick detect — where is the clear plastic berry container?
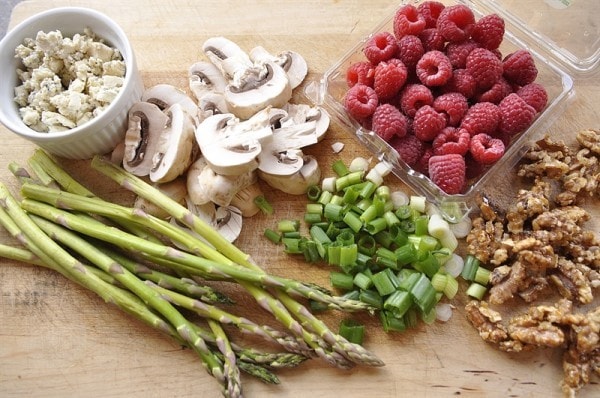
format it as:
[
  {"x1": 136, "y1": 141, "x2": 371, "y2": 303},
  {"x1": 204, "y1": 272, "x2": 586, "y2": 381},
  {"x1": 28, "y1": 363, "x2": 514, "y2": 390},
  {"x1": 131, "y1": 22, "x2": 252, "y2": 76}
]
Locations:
[{"x1": 305, "y1": 0, "x2": 589, "y2": 221}]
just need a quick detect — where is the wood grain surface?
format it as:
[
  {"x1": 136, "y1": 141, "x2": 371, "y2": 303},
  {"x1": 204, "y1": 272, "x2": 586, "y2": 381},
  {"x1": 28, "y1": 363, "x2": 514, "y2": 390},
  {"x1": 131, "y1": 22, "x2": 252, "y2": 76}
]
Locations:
[{"x1": 0, "y1": 1, "x2": 598, "y2": 397}]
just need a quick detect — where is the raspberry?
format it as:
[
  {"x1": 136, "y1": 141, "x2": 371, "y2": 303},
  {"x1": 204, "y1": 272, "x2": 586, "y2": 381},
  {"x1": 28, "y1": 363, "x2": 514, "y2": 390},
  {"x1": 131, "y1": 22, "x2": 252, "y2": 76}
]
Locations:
[
  {"x1": 436, "y1": 4, "x2": 475, "y2": 43},
  {"x1": 441, "y1": 69, "x2": 477, "y2": 98},
  {"x1": 516, "y1": 83, "x2": 548, "y2": 113},
  {"x1": 460, "y1": 102, "x2": 501, "y2": 136},
  {"x1": 373, "y1": 60, "x2": 408, "y2": 101},
  {"x1": 419, "y1": 28, "x2": 445, "y2": 52},
  {"x1": 344, "y1": 83, "x2": 379, "y2": 119},
  {"x1": 364, "y1": 31, "x2": 399, "y2": 64},
  {"x1": 497, "y1": 93, "x2": 537, "y2": 137},
  {"x1": 399, "y1": 83, "x2": 434, "y2": 118},
  {"x1": 466, "y1": 47, "x2": 503, "y2": 90},
  {"x1": 445, "y1": 39, "x2": 478, "y2": 69},
  {"x1": 371, "y1": 103, "x2": 408, "y2": 141},
  {"x1": 416, "y1": 50, "x2": 453, "y2": 86},
  {"x1": 432, "y1": 127, "x2": 470, "y2": 155},
  {"x1": 469, "y1": 133, "x2": 505, "y2": 165},
  {"x1": 428, "y1": 154, "x2": 466, "y2": 194},
  {"x1": 433, "y1": 92, "x2": 468, "y2": 126},
  {"x1": 503, "y1": 49, "x2": 538, "y2": 86},
  {"x1": 393, "y1": 4, "x2": 426, "y2": 38},
  {"x1": 474, "y1": 77, "x2": 512, "y2": 104},
  {"x1": 471, "y1": 13, "x2": 505, "y2": 50},
  {"x1": 416, "y1": 145, "x2": 433, "y2": 176},
  {"x1": 413, "y1": 105, "x2": 447, "y2": 141},
  {"x1": 346, "y1": 61, "x2": 374, "y2": 88},
  {"x1": 389, "y1": 133, "x2": 424, "y2": 166},
  {"x1": 417, "y1": 1, "x2": 445, "y2": 29},
  {"x1": 396, "y1": 34, "x2": 425, "y2": 69}
]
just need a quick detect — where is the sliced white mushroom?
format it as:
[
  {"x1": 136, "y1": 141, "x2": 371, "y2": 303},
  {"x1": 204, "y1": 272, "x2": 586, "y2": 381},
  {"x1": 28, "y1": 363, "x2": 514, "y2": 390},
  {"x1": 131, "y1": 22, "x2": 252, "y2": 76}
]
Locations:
[
  {"x1": 197, "y1": 92, "x2": 230, "y2": 121},
  {"x1": 122, "y1": 101, "x2": 169, "y2": 176},
  {"x1": 134, "y1": 177, "x2": 187, "y2": 220},
  {"x1": 202, "y1": 37, "x2": 292, "y2": 120},
  {"x1": 188, "y1": 61, "x2": 229, "y2": 101},
  {"x1": 149, "y1": 103, "x2": 197, "y2": 183},
  {"x1": 195, "y1": 110, "x2": 272, "y2": 176},
  {"x1": 186, "y1": 156, "x2": 258, "y2": 207},
  {"x1": 258, "y1": 155, "x2": 321, "y2": 195},
  {"x1": 229, "y1": 181, "x2": 266, "y2": 217},
  {"x1": 283, "y1": 103, "x2": 330, "y2": 141},
  {"x1": 215, "y1": 205, "x2": 243, "y2": 242},
  {"x1": 142, "y1": 84, "x2": 200, "y2": 125},
  {"x1": 249, "y1": 45, "x2": 308, "y2": 89}
]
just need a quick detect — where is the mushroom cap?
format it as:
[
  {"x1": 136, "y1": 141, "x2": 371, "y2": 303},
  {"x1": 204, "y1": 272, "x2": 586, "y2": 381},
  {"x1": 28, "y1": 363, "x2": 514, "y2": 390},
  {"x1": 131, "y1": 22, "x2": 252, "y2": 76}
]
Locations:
[
  {"x1": 195, "y1": 112, "x2": 272, "y2": 176},
  {"x1": 149, "y1": 103, "x2": 197, "y2": 183},
  {"x1": 122, "y1": 101, "x2": 169, "y2": 176},
  {"x1": 202, "y1": 36, "x2": 253, "y2": 80}
]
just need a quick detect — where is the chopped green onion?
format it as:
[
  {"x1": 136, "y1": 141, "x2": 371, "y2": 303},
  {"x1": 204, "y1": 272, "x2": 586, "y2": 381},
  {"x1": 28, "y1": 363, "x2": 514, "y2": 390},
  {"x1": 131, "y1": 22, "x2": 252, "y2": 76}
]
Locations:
[
  {"x1": 301, "y1": 239, "x2": 320, "y2": 263},
  {"x1": 357, "y1": 235, "x2": 377, "y2": 256},
  {"x1": 383, "y1": 210, "x2": 400, "y2": 228},
  {"x1": 339, "y1": 319, "x2": 365, "y2": 345},
  {"x1": 309, "y1": 225, "x2": 331, "y2": 245},
  {"x1": 353, "y1": 272, "x2": 373, "y2": 290},
  {"x1": 304, "y1": 212, "x2": 322, "y2": 224},
  {"x1": 430, "y1": 272, "x2": 448, "y2": 292},
  {"x1": 474, "y1": 266, "x2": 491, "y2": 286},
  {"x1": 306, "y1": 184, "x2": 321, "y2": 201},
  {"x1": 283, "y1": 231, "x2": 301, "y2": 239},
  {"x1": 365, "y1": 217, "x2": 388, "y2": 235},
  {"x1": 371, "y1": 268, "x2": 400, "y2": 296},
  {"x1": 388, "y1": 224, "x2": 408, "y2": 246},
  {"x1": 342, "y1": 211, "x2": 362, "y2": 233},
  {"x1": 466, "y1": 282, "x2": 487, "y2": 300},
  {"x1": 254, "y1": 195, "x2": 274, "y2": 215},
  {"x1": 395, "y1": 205, "x2": 412, "y2": 220},
  {"x1": 410, "y1": 273, "x2": 437, "y2": 314},
  {"x1": 335, "y1": 229, "x2": 355, "y2": 246},
  {"x1": 375, "y1": 185, "x2": 391, "y2": 202},
  {"x1": 413, "y1": 251, "x2": 440, "y2": 278},
  {"x1": 277, "y1": 219, "x2": 300, "y2": 233},
  {"x1": 342, "y1": 186, "x2": 361, "y2": 204},
  {"x1": 330, "y1": 271, "x2": 354, "y2": 290},
  {"x1": 394, "y1": 243, "x2": 418, "y2": 265},
  {"x1": 414, "y1": 215, "x2": 429, "y2": 236},
  {"x1": 264, "y1": 228, "x2": 281, "y2": 244},
  {"x1": 317, "y1": 190, "x2": 333, "y2": 205},
  {"x1": 359, "y1": 180, "x2": 377, "y2": 199},
  {"x1": 332, "y1": 159, "x2": 350, "y2": 177},
  {"x1": 327, "y1": 242, "x2": 341, "y2": 266},
  {"x1": 443, "y1": 274, "x2": 459, "y2": 299},
  {"x1": 380, "y1": 310, "x2": 407, "y2": 332},
  {"x1": 355, "y1": 198, "x2": 372, "y2": 213},
  {"x1": 335, "y1": 171, "x2": 364, "y2": 191},
  {"x1": 282, "y1": 237, "x2": 302, "y2": 254},
  {"x1": 409, "y1": 195, "x2": 426, "y2": 213},
  {"x1": 373, "y1": 230, "x2": 394, "y2": 249},
  {"x1": 375, "y1": 255, "x2": 398, "y2": 270},
  {"x1": 420, "y1": 306, "x2": 437, "y2": 324},
  {"x1": 461, "y1": 254, "x2": 480, "y2": 281},
  {"x1": 359, "y1": 203, "x2": 379, "y2": 224},
  {"x1": 359, "y1": 289, "x2": 383, "y2": 309},
  {"x1": 384, "y1": 290, "x2": 413, "y2": 317},
  {"x1": 324, "y1": 203, "x2": 344, "y2": 222},
  {"x1": 340, "y1": 244, "x2": 358, "y2": 267},
  {"x1": 306, "y1": 203, "x2": 323, "y2": 214}
]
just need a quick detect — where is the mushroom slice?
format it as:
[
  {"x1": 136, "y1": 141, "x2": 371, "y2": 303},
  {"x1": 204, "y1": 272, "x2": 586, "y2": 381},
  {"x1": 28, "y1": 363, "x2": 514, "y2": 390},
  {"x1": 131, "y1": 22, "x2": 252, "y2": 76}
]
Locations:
[
  {"x1": 134, "y1": 177, "x2": 187, "y2": 220},
  {"x1": 215, "y1": 206, "x2": 243, "y2": 242},
  {"x1": 249, "y1": 45, "x2": 308, "y2": 89},
  {"x1": 188, "y1": 61, "x2": 228, "y2": 102},
  {"x1": 202, "y1": 37, "x2": 292, "y2": 120},
  {"x1": 202, "y1": 37, "x2": 253, "y2": 81},
  {"x1": 224, "y1": 60, "x2": 292, "y2": 120},
  {"x1": 283, "y1": 103, "x2": 330, "y2": 141},
  {"x1": 195, "y1": 111, "x2": 272, "y2": 176},
  {"x1": 186, "y1": 156, "x2": 258, "y2": 207},
  {"x1": 123, "y1": 101, "x2": 169, "y2": 176},
  {"x1": 198, "y1": 92, "x2": 230, "y2": 121},
  {"x1": 259, "y1": 155, "x2": 321, "y2": 195},
  {"x1": 142, "y1": 84, "x2": 199, "y2": 124},
  {"x1": 149, "y1": 103, "x2": 196, "y2": 183}
]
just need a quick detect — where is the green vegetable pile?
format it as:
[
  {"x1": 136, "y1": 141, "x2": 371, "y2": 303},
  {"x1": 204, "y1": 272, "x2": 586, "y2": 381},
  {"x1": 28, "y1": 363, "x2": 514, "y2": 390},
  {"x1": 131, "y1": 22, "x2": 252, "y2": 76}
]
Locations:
[
  {"x1": 264, "y1": 157, "x2": 489, "y2": 334},
  {"x1": 0, "y1": 150, "x2": 385, "y2": 398}
]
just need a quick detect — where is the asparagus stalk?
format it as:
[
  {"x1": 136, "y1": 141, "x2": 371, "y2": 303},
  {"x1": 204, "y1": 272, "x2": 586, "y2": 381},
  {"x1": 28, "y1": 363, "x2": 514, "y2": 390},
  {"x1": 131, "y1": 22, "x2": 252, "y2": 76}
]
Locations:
[
  {"x1": 0, "y1": 186, "x2": 179, "y2": 342},
  {"x1": 20, "y1": 183, "x2": 373, "y2": 312},
  {"x1": 208, "y1": 319, "x2": 242, "y2": 398},
  {"x1": 25, "y1": 213, "x2": 234, "y2": 397}
]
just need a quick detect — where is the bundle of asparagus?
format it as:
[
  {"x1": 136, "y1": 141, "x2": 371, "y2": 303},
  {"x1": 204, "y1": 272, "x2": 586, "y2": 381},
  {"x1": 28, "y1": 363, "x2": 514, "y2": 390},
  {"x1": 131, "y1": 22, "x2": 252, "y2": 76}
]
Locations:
[{"x1": 0, "y1": 150, "x2": 384, "y2": 398}]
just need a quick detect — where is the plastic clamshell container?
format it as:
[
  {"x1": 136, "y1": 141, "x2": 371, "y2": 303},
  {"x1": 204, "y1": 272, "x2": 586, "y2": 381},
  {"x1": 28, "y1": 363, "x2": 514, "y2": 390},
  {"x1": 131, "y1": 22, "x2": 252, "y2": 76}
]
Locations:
[{"x1": 306, "y1": 0, "x2": 580, "y2": 220}]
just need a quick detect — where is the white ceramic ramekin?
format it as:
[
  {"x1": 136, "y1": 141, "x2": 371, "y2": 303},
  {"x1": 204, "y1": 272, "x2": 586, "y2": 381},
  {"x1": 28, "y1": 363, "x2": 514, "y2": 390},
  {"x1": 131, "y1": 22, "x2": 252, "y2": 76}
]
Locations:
[{"x1": 0, "y1": 7, "x2": 144, "y2": 159}]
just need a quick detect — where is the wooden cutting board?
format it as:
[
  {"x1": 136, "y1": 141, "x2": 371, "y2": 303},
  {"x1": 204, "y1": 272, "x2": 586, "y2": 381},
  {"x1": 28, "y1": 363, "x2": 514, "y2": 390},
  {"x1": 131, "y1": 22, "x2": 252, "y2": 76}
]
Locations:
[{"x1": 0, "y1": 1, "x2": 598, "y2": 397}]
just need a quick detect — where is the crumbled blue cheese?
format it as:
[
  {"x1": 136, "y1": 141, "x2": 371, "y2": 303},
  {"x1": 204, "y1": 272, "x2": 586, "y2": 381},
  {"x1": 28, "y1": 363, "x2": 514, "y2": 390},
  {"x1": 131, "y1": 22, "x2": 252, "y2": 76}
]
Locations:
[{"x1": 14, "y1": 28, "x2": 125, "y2": 133}]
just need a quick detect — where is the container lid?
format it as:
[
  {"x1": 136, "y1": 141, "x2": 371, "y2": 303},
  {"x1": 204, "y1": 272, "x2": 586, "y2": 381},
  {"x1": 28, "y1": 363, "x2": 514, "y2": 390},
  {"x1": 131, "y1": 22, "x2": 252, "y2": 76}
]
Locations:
[{"x1": 480, "y1": 0, "x2": 600, "y2": 75}]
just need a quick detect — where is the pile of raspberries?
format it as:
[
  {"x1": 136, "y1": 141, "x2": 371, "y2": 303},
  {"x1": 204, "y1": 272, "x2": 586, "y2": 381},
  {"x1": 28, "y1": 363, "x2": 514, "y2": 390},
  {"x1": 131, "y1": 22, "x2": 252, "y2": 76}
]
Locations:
[{"x1": 343, "y1": 2, "x2": 548, "y2": 195}]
